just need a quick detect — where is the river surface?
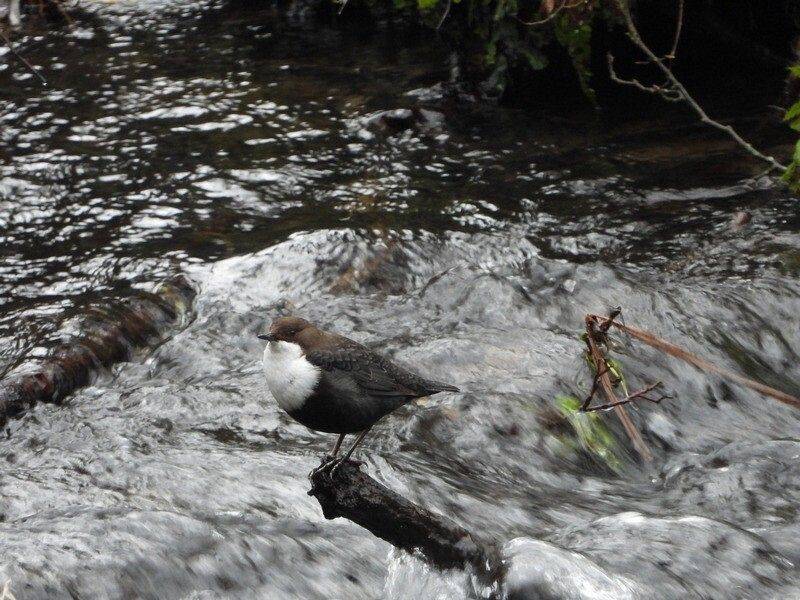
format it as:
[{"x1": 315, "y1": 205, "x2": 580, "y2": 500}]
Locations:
[{"x1": 1, "y1": 1, "x2": 800, "y2": 598}]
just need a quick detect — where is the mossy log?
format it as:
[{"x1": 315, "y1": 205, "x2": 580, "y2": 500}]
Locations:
[
  {"x1": 308, "y1": 460, "x2": 503, "y2": 587},
  {"x1": 0, "y1": 276, "x2": 195, "y2": 424}
]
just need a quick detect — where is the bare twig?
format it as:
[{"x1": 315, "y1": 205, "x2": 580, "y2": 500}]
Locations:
[
  {"x1": 609, "y1": 0, "x2": 786, "y2": 172},
  {"x1": 583, "y1": 381, "x2": 671, "y2": 412},
  {"x1": 517, "y1": 0, "x2": 586, "y2": 27},
  {"x1": 584, "y1": 313, "x2": 653, "y2": 462},
  {"x1": 590, "y1": 314, "x2": 800, "y2": 410},
  {"x1": 0, "y1": 28, "x2": 47, "y2": 86},
  {"x1": 665, "y1": 0, "x2": 683, "y2": 60},
  {"x1": 581, "y1": 362, "x2": 610, "y2": 410},
  {"x1": 436, "y1": 0, "x2": 451, "y2": 30},
  {"x1": 598, "y1": 306, "x2": 622, "y2": 334},
  {"x1": 581, "y1": 315, "x2": 669, "y2": 414},
  {"x1": 607, "y1": 53, "x2": 682, "y2": 102}
]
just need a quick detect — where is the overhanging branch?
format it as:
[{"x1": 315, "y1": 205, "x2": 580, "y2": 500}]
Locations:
[{"x1": 609, "y1": 0, "x2": 787, "y2": 173}]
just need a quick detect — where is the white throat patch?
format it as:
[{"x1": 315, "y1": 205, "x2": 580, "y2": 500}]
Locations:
[{"x1": 262, "y1": 341, "x2": 321, "y2": 413}]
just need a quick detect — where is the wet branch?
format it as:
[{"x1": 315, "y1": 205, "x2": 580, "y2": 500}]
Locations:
[
  {"x1": 308, "y1": 461, "x2": 502, "y2": 584},
  {"x1": 589, "y1": 314, "x2": 800, "y2": 410},
  {"x1": 0, "y1": 276, "x2": 196, "y2": 425},
  {"x1": 0, "y1": 28, "x2": 47, "y2": 85},
  {"x1": 583, "y1": 313, "x2": 653, "y2": 462}
]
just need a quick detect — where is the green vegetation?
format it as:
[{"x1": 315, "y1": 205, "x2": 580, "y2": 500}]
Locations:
[
  {"x1": 784, "y1": 64, "x2": 800, "y2": 191},
  {"x1": 555, "y1": 394, "x2": 624, "y2": 473},
  {"x1": 389, "y1": 0, "x2": 606, "y2": 98}
]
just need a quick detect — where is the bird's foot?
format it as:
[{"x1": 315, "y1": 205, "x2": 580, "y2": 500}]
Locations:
[
  {"x1": 310, "y1": 454, "x2": 339, "y2": 479},
  {"x1": 309, "y1": 455, "x2": 363, "y2": 480}
]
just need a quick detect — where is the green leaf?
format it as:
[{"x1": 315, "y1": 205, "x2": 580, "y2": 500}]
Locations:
[
  {"x1": 782, "y1": 140, "x2": 800, "y2": 192},
  {"x1": 555, "y1": 395, "x2": 624, "y2": 473},
  {"x1": 519, "y1": 47, "x2": 548, "y2": 71},
  {"x1": 785, "y1": 100, "x2": 800, "y2": 131},
  {"x1": 554, "y1": 14, "x2": 596, "y2": 103},
  {"x1": 785, "y1": 101, "x2": 800, "y2": 121}
]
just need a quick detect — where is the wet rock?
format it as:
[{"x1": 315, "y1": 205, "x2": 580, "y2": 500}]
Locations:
[
  {"x1": 503, "y1": 537, "x2": 640, "y2": 600},
  {"x1": 329, "y1": 239, "x2": 410, "y2": 295},
  {"x1": 505, "y1": 513, "x2": 799, "y2": 600},
  {"x1": 405, "y1": 83, "x2": 448, "y2": 103},
  {"x1": 354, "y1": 107, "x2": 444, "y2": 136},
  {"x1": 660, "y1": 440, "x2": 800, "y2": 558},
  {"x1": 730, "y1": 210, "x2": 751, "y2": 230},
  {"x1": 549, "y1": 512, "x2": 797, "y2": 599}
]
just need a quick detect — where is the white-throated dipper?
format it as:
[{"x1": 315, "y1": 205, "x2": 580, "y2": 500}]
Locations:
[{"x1": 258, "y1": 316, "x2": 459, "y2": 475}]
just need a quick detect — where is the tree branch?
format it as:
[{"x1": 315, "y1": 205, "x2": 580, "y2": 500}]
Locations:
[
  {"x1": 517, "y1": 0, "x2": 587, "y2": 27},
  {"x1": 584, "y1": 313, "x2": 653, "y2": 462},
  {"x1": 665, "y1": 0, "x2": 683, "y2": 61},
  {"x1": 308, "y1": 460, "x2": 502, "y2": 584},
  {"x1": 590, "y1": 313, "x2": 800, "y2": 410},
  {"x1": 0, "y1": 28, "x2": 47, "y2": 86},
  {"x1": 607, "y1": 53, "x2": 682, "y2": 102},
  {"x1": 609, "y1": 0, "x2": 786, "y2": 172},
  {"x1": 0, "y1": 276, "x2": 195, "y2": 425}
]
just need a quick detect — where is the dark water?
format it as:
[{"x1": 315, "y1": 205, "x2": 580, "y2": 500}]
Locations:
[{"x1": 2, "y1": 1, "x2": 800, "y2": 598}]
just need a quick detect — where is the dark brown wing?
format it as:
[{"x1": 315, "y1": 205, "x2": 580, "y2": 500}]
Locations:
[
  {"x1": 306, "y1": 337, "x2": 459, "y2": 397},
  {"x1": 305, "y1": 346, "x2": 420, "y2": 398}
]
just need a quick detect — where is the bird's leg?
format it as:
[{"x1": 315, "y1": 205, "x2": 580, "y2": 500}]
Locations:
[
  {"x1": 310, "y1": 433, "x2": 346, "y2": 478},
  {"x1": 329, "y1": 426, "x2": 372, "y2": 478},
  {"x1": 330, "y1": 433, "x2": 345, "y2": 458},
  {"x1": 341, "y1": 428, "x2": 371, "y2": 462}
]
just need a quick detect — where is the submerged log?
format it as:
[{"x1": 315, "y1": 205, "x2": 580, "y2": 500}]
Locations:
[
  {"x1": 0, "y1": 276, "x2": 195, "y2": 424},
  {"x1": 308, "y1": 460, "x2": 503, "y2": 587}
]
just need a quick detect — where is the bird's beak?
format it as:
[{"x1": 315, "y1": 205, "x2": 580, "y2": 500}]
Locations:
[{"x1": 258, "y1": 332, "x2": 277, "y2": 342}]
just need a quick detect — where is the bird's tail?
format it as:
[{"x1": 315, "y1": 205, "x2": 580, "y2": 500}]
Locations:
[{"x1": 426, "y1": 380, "x2": 460, "y2": 394}]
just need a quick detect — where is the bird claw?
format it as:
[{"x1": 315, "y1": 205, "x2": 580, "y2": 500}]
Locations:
[
  {"x1": 309, "y1": 455, "x2": 363, "y2": 480},
  {"x1": 329, "y1": 458, "x2": 346, "y2": 479},
  {"x1": 329, "y1": 456, "x2": 363, "y2": 479},
  {"x1": 310, "y1": 455, "x2": 338, "y2": 479}
]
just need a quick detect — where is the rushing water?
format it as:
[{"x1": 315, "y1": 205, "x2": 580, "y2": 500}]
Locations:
[{"x1": 2, "y1": 1, "x2": 800, "y2": 598}]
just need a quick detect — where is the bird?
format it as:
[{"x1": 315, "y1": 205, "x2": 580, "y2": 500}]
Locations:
[{"x1": 258, "y1": 316, "x2": 460, "y2": 476}]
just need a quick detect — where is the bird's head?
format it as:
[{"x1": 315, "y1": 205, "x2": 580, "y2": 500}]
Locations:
[{"x1": 258, "y1": 316, "x2": 315, "y2": 346}]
